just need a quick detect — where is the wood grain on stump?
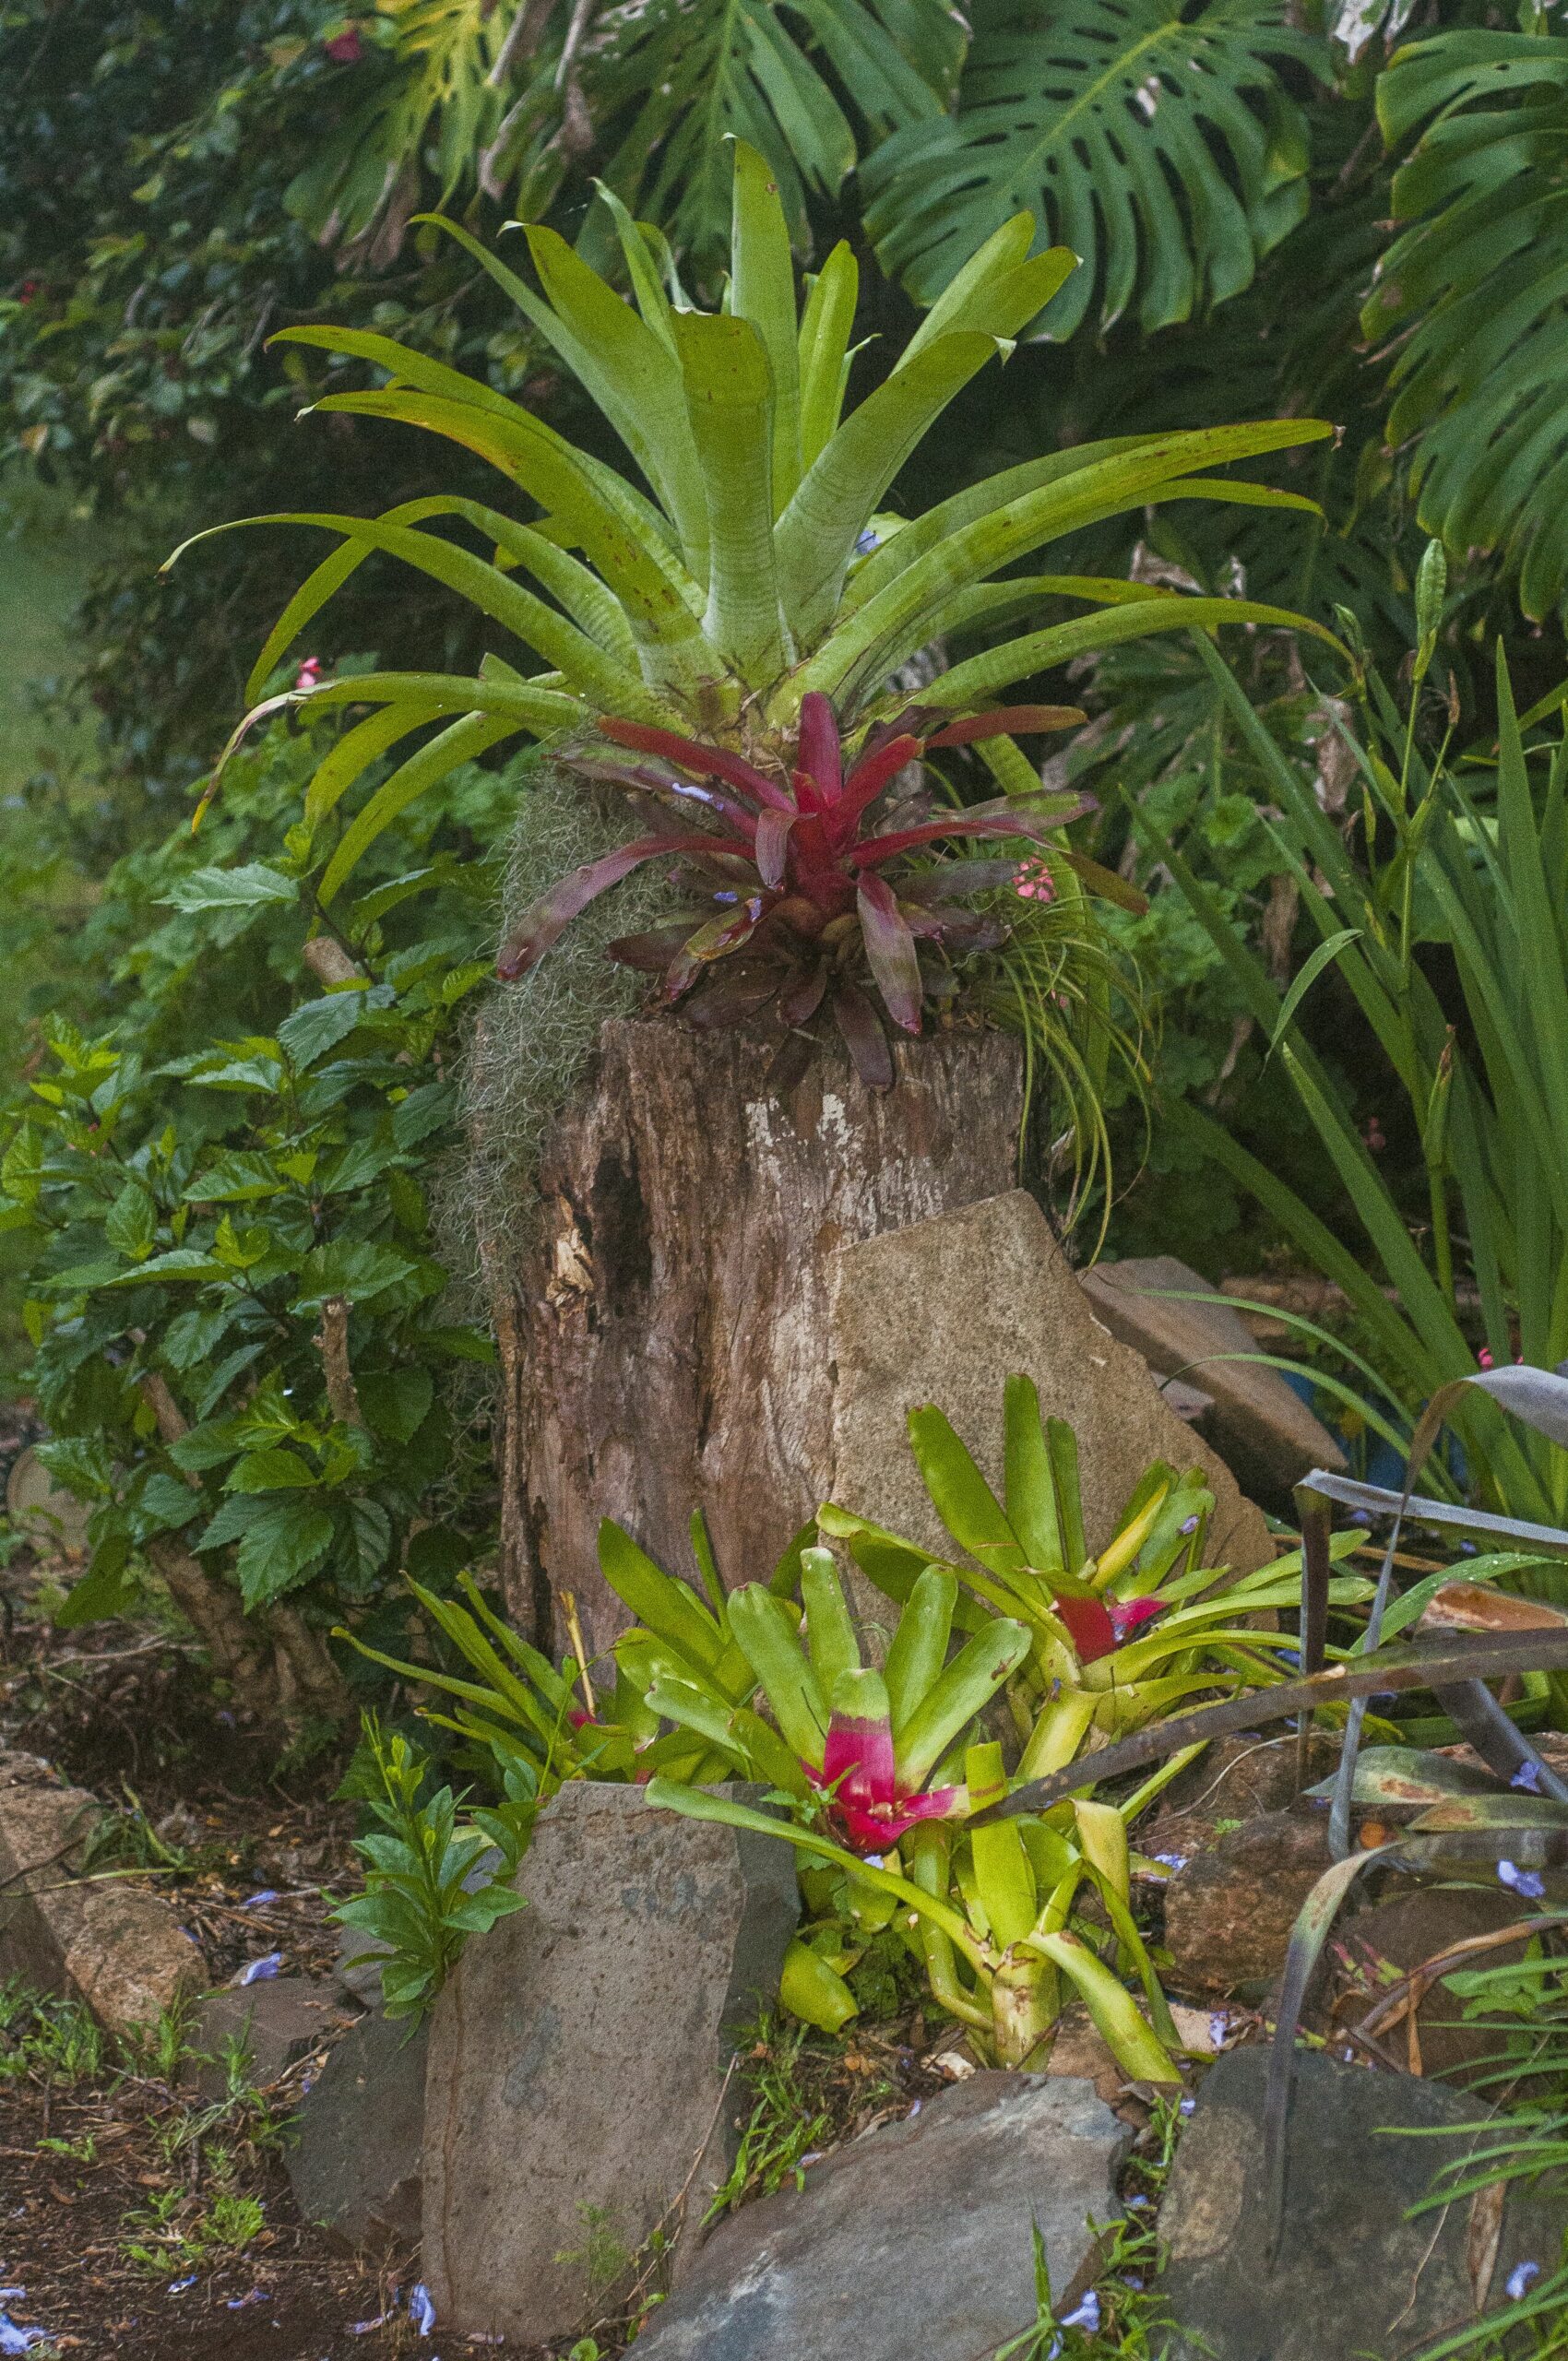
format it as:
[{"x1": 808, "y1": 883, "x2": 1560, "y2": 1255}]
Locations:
[{"x1": 497, "y1": 1016, "x2": 1024, "y2": 1655}]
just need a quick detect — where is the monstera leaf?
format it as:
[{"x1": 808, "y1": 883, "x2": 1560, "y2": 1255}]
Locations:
[
  {"x1": 1365, "y1": 27, "x2": 1568, "y2": 619},
  {"x1": 859, "y1": 0, "x2": 1321, "y2": 338},
  {"x1": 586, "y1": 0, "x2": 966, "y2": 265}
]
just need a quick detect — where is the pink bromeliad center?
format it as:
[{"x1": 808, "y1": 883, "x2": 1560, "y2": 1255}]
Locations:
[
  {"x1": 1051, "y1": 1594, "x2": 1165, "y2": 1664},
  {"x1": 807, "y1": 1710, "x2": 962, "y2": 1855}
]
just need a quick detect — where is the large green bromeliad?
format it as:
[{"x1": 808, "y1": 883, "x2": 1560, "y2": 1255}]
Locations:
[{"x1": 179, "y1": 143, "x2": 1335, "y2": 1082}]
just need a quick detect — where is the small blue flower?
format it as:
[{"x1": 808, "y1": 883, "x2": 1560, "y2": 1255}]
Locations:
[
  {"x1": 1179, "y1": 1514, "x2": 1200, "y2": 1536},
  {"x1": 1512, "y1": 1761, "x2": 1544, "y2": 1794},
  {"x1": 237, "y1": 1952, "x2": 283, "y2": 1987},
  {"x1": 166, "y1": 2277, "x2": 197, "y2": 2296},
  {"x1": 1179, "y1": 2096, "x2": 1196, "y2": 2116},
  {"x1": 1498, "y1": 1860, "x2": 1547, "y2": 1901},
  {"x1": 854, "y1": 528, "x2": 880, "y2": 554},
  {"x1": 1153, "y1": 1852, "x2": 1189, "y2": 1870},
  {"x1": 410, "y1": 2284, "x2": 437, "y2": 2336},
  {"x1": 1060, "y1": 2292, "x2": 1101, "y2": 2332},
  {"x1": 240, "y1": 1889, "x2": 280, "y2": 1908},
  {"x1": 1507, "y1": 2261, "x2": 1541, "y2": 2302}
]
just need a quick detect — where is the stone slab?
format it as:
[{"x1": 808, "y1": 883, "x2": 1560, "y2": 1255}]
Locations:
[
  {"x1": 184, "y1": 1975, "x2": 352, "y2": 2102},
  {"x1": 1080, "y1": 1253, "x2": 1346, "y2": 1499},
  {"x1": 1159, "y1": 2046, "x2": 1565, "y2": 2360},
  {"x1": 827, "y1": 1194, "x2": 1275, "y2": 1639},
  {"x1": 422, "y1": 1782, "x2": 798, "y2": 2345},
  {"x1": 0, "y1": 1750, "x2": 199, "y2": 2036},
  {"x1": 287, "y1": 2009, "x2": 426, "y2": 2249},
  {"x1": 634, "y1": 2071, "x2": 1130, "y2": 2361}
]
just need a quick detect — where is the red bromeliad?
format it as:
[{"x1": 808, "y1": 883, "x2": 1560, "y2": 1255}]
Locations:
[
  {"x1": 495, "y1": 694, "x2": 1092, "y2": 1087},
  {"x1": 811, "y1": 1678, "x2": 966, "y2": 1853}
]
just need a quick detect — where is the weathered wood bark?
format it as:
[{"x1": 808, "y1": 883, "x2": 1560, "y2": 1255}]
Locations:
[{"x1": 498, "y1": 1016, "x2": 1025, "y2": 1657}]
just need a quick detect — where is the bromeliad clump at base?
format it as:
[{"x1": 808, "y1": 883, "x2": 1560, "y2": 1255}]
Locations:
[
  {"x1": 498, "y1": 694, "x2": 1093, "y2": 1086},
  {"x1": 178, "y1": 139, "x2": 1338, "y2": 1086}
]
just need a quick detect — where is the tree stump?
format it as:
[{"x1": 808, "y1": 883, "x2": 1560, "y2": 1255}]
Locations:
[{"x1": 494, "y1": 1016, "x2": 1025, "y2": 1656}]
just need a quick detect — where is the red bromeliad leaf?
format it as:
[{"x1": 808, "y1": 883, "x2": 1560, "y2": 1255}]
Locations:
[
  {"x1": 755, "y1": 809, "x2": 795, "y2": 891},
  {"x1": 1108, "y1": 1597, "x2": 1165, "y2": 1645},
  {"x1": 496, "y1": 836, "x2": 708, "y2": 979},
  {"x1": 683, "y1": 964, "x2": 782, "y2": 1029},
  {"x1": 1054, "y1": 1593, "x2": 1119, "y2": 1663},
  {"x1": 778, "y1": 961, "x2": 828, "y2": 1027},
  {"x1": 924, "y1": 705, "x2": 1086, "y2": 748},
  {"x1": 856, "y1": 872, "x2": 924, "y2": 1035},
  {"x1": 797, "y1": 693, "x2": 843, "y2": 804},
  {"x1": 832, "y1": 979, "x2": 894, "y2": 1089},
  {"x1": 832, "y1": 734, "x2": 923, "y2": 838},
  {"x1": 600, "y1": 718, "x2": 793, "y2": 813},
  {"x1": 570, "y1": 756, "x2": 758, "y2": 840},
  {"x1": 812, "y1": 1707, "x2": 963, "y2": 1851},
  {"x1": 852, "y1": 803, "x2": 1076, "y2": 868}
]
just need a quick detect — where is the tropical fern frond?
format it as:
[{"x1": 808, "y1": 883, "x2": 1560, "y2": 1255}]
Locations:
[
  {"x1": 285, "y1": 0, "x2": 510, "y2": 246},
  {"x1": 1365, "y1": 27, "x2": 1568, "y2": 620},
  {"x1": 859, "y1": 0, "x2": 1322, "y2": 338},
  {"x1": 585, "y1": 0, "x2": 966, "y2": 267}
]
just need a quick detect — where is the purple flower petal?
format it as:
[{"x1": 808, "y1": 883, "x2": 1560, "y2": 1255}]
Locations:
[
  {"x1": 240, "y1": 1890, "x2": 280, "y2": 1908},
  {"x1": 1507, "y1": 2261, "x2": 1541, "y2": 2301},
  {"x1": 1512, "y1": 1762, "x2": 1544, "y2": 1794},
  {"x1": 410, "y1": 2284, "x2": 436, "y2": 2336},
  {"x1": 238, "y1": 1951, "x2": 283, "y2": 1986},
  {"x1": 1060, "y1": 2292, "x2": 1101, "y2": 2331},
  {"x1": 1498, "y1": 1860, "x2": 1547, "y2": 1901}
]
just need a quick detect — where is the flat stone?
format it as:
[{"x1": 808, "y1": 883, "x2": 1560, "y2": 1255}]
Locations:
[
  {"x1": 1159, "y1": 2046, "x2": 1565, "y2": 2360},
  {"x1": 184, "y1": 1975, "x2": 351, "y2": 2102},
  {"x1": 287, "y1": 2010, "x2": 426, "y2": 2249},
  {"x1": 1162, "y1": 1809, "x2": 1338, "y2": 1998},
  {"x1": 1156, "y1": 1733, "x2": 1343, "y2": 1828},
  {"x1": 1080, "y1": 1254, "x2": 1346, "y2": 1500},
  {"x1": 634, "y1": 2072, "x2": 1131, "y2": 2361},
  {"x1": 422, "y1": 1782, "x2": 799, "y2": 2346},
  {"x1": 0, "y1": 1750, "x2": 199, "y2": 2036},
  {"x1": 826, "y1": 1194, "x2": 1275, "y2": 1642}
]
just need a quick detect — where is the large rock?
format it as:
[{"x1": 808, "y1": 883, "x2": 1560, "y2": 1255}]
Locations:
[
  {"x1": 422, "y1": 1783, "x2": 798, "y2": 2345},
  {"x1": 1314, "y1": 1886, "x2": 1535, "y2": 2083},
  {"x1": 827, "y1": 1194, "x2": 1275, "y2": 1623},
  {"x1": 1162, "y1": 1809, "x2": 1337, "y2": 1998},
  {"x1": 1080, "y1": 1254, "x2": 1346, "y2": 1500},
  {"x1": 634, "y1": 2072, "x2": 1131, "y2": 2361},
  {"x1": 0, "y1": 1750, "x2": 199, "y2": 2036},
  {"x1": 1159, "y1": 2046, "x2": 1564, "y2": 2359},
  {"x1": 287, "y1": 2010, "x2": 426, "y2": 2249}
]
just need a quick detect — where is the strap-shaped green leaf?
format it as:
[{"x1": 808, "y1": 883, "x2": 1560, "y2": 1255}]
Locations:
[
  {"x1": 731, "y1": 138, "x2": 802, "y2": 516},
  {"x1": 909, "y1": 1402, "x2": 1022, "y2": 1569},
  {"x1": 968, "y1": 1748, "x2": 1039, "y2": 1950},
  {"x1": 1003, "y1": 1376, "x2": 1063, "y2": 1573},
  {"x1": 808, "y1": 418, "x2": 1334, "y2": 703},
  {"x1": 899, "y1": 211, "x2": 1036, "y2": 365},
  {"x1": 883, "y1": 1564, "x2": 957, "y2": 1739},
  {"x1": 802, "y1": 1547, "x2": 861, "y2": 1695},
  {"x1": 673, "y1": 311, "x2": 790, "y2": 685},
  {"x1": 303, "y1": 704, "x2": 447, "y2": 833},
  {"x1": 896, "y1": 1617, "x2": 1030, "y2": 1786},
  {"x1": 727, "y1": 1583, "x2": 829, "y2": 1768},
  {"x1": 797, "y1": 242, "x2": 860, "y2": 471},
  {"x1": 517, "y1": 222, "x2": 710, "y2": 583},
  {"x1": 598, "y1": 1518, "x2": 725, "y2": 1675},
  {"x1": 645, "y1": 1675, "x2": 810, "y2": 1796},
  {"x1": 320, "y1": 712, "x2": 517, "y2": 904},
  {"x1": 593, "y1": 183, "x2": 681, "y2": 357},
  {"x1": 776, "y1": 330, "x2": 1002, "y2": 644}
]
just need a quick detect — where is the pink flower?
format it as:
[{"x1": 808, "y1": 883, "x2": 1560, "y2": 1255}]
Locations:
[
  {"x1": 294, "y1": 656, "x2": 324, "y2": 690},
  {"x1": 808, "y1": 1706, "x2": 962, "y2": 1854},
  {"x1": 1479, "y1": 1347, "x2": 1494, "y2": 1370},
  {"x1": 324, "y1": 25, "x2": 363, "y2": 63},
  {"x1": 1014, "y1": 858, "x2": 1056, "y2": 904}
]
